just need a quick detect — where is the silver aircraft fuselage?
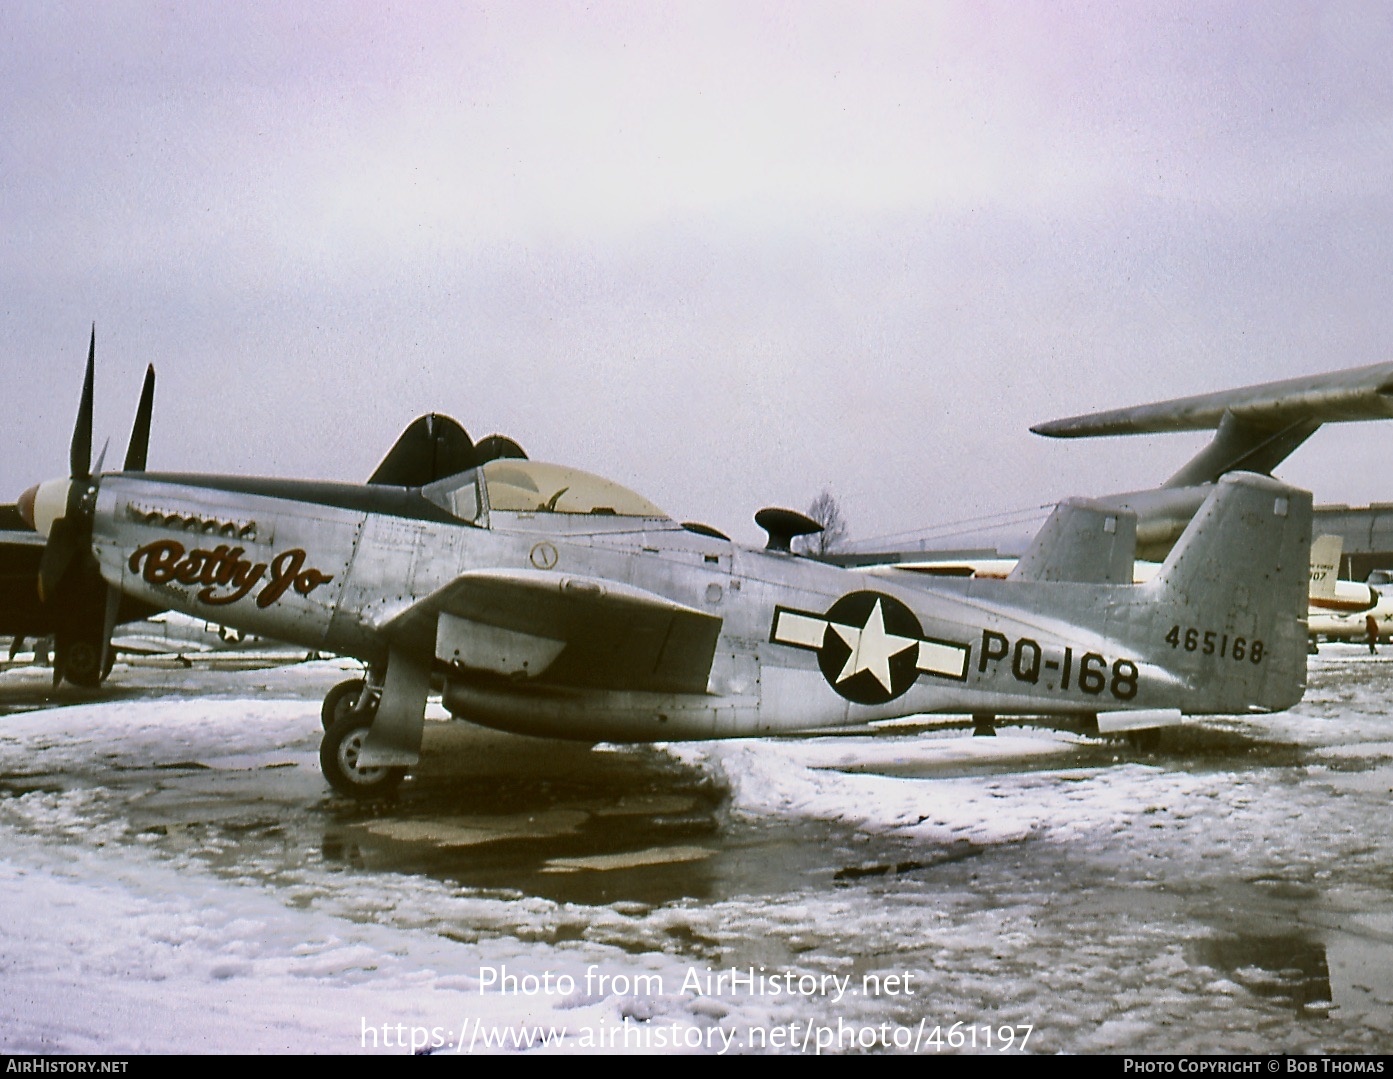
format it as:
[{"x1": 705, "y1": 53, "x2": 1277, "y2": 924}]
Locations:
[{"x1": 85, "y1": 463, "x2": 1309, "y2": 744}]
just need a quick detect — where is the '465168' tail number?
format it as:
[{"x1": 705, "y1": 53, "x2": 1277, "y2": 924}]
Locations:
[{"x1": 1164, "y1": 625, "x2": 1264, "y2": 664}]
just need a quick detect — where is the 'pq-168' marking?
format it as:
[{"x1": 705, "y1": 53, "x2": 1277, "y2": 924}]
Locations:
[
  {"x1": 979, "y1": 629, "x2": 1139, "y2": 701},
  {"x1": 128, "y1": 539, "x2": 334, "y2": 608}
]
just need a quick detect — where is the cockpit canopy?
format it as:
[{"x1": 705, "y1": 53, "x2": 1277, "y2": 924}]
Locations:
[{"x1": 422, "y1": 459, "x2": 670, "y2": 525}]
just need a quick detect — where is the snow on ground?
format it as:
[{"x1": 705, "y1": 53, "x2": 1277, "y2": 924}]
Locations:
[{"x1": 1, "y1": 652, "x2": 1392, "y2": 1054}]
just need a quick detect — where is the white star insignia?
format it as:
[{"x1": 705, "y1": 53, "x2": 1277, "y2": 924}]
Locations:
[
  {"x1": 829, "y1": 598, "x2": 918, "y2": 691},
  {"x1": 769, "y1": 599, "x2": 971, "y2": 690}
]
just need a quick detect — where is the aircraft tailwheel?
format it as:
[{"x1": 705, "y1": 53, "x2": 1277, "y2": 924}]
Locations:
[
  {"x1": 1125, "y1": 728, "x2": 1162, "y2": 751},
  {"x1": 321, "y1": 678, "x2": 369, "y2": 731},
  {"x1": 320, "y1": 712, "x2": 407, "y2": 800}
]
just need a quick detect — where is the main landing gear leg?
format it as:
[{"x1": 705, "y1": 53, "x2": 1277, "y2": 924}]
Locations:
[
  {"x1": 318, "y1": 649, "x2": 429, "y2": 800},
  {"x1": 320, "y1": 674, "x2": 380, "y2": 732}
]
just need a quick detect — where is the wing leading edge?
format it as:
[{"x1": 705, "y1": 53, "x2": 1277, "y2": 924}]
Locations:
[
  {"x1": 1032, "y1": 362, "x2": 1393, "y2": 439},
  {"x1": 1031, "y1": 362, "x2": 1393, "y2": 539}
]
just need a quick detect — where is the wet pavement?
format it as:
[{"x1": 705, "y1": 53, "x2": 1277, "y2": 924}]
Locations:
[{"x1": 2, "y1": 649, "x2": 1392, "y2": 1052}]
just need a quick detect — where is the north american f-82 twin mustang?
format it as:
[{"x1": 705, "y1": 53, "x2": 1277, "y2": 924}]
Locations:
[{"x1": 30, "y1": 342, "x2": 1392, "y2": 799}]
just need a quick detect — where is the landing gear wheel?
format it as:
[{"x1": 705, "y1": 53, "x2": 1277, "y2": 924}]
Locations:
[
  {"x1": 320, "y1": 713, "x2": 406, "y2": 800},
  {"x1": 59, "y1": 636, "x2": 113, "y2": 688},
  {"x1": 321, "y1": 678, "x2": 367, "y2": 731}
]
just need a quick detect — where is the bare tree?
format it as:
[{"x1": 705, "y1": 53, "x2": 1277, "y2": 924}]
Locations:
[{"x1": 799, "y1": 489, "x2": 849, "y2": 556}]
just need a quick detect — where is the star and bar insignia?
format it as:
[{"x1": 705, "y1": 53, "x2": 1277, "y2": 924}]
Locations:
[{"x1": 769, "y1": 590, "x2": 970, "y2": 705}]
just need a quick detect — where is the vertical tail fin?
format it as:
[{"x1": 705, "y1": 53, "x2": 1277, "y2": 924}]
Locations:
[
  {"x1": 1308, "y1": 534, "x2": 1342, "y2": 601},
  {"x1": 1148, "y1": 473, "x2": 1311, "y2": 713},
  {"x1": 1009, "y1": 498, "x2": 1138, "y2": 584}
]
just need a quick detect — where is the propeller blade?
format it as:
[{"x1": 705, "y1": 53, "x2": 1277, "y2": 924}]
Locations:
[
  {"x1": 98, "y1": 583, "x2": 121, "y2": 683},
  {"x1": 37, "y1": 515, "x2": 80, "y2": 602},
  {"x1": 123, "y1": 365, "x2": 155, "y2": 471},
  {"x1": 92, "y1": 438, "x2": 109, "y2": 476},
  {"x1": 70, "y1": 325, "x2": 95, "y2": 480}
]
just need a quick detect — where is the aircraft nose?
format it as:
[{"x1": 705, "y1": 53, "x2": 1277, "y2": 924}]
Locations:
[
  {"x1": 17, "y1": 484, "x2": 38, "y2": 530},
  {"x1": 17, "y1": 478, "x2": 74, "y2": 538}
]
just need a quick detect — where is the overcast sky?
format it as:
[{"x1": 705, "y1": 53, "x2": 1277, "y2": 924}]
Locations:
[{"x1": 5, "y1": 1, "x2": 1393, "y2": 546}]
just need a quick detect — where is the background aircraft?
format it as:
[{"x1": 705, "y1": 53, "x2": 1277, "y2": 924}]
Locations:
[
  {"x1": 877, "y1": 534, "x2": 1377, "y2": 645},
  {"x1": 1307, "y1": 557, "x2": 1393, "y2": 647},
  {"x1": 1033, "y1": 362, "x2": 1393, "y2": 559}
]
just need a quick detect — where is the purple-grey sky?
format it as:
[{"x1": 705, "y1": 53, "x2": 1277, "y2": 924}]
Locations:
[{"x1": 6, "y1": 1, "x2": 1393, "y2": 545}]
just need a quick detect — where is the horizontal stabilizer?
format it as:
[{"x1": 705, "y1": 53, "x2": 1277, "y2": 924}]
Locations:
[
  {"x1": 1096, "y1": 709, "x2": 1183, "y2": 733},
  {"x1": 1033, "y1": 362, "x2": 1393, "y2": 438},
  {"x1": 1008, "y1": 499, "x2": 1137, "y2": 584}
]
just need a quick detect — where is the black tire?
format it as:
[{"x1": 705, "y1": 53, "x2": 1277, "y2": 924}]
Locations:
[
  {"x1": 321, "y1": 678, "x2": 367, "y2": 732},
  {"x1": 59, "y1": 636, "x2": 112, "y2": 688},
  {"x1": 320, "y1": 713, "x2": 406, "y2": 800}
]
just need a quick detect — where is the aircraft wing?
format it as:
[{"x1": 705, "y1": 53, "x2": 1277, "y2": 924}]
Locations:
[
  {"x1": 1033, "y1": 362, "x2": 1393, "y2": 437},
  {"x1": 385, "y1": 569, "x2": 722, "y2": 694}
]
